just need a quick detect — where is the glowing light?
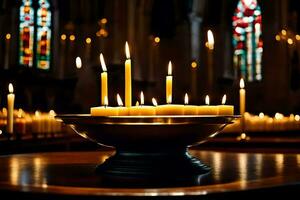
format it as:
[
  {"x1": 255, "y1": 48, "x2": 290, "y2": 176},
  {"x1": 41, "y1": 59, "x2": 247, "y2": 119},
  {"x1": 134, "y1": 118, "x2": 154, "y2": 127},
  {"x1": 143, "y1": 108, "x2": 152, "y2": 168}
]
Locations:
[
  {"x1": 241, "y1": 133, "x2": 247, "y2": 139},
  {"x1": 154, "y1": 37, "x2": 160, "y2": 43},
  {"x1": 191, "y1": 61, "x2": 197, "y2": 68},
  {"x1": 221, "y1": 94, "x2": 226, "y2": 105},
  {"x1": 168, "y1": 61, "x2": 172, "y2": 75},
  {"x1": 205, "y1": 95, "x2": 210, "y2": 105},
  {"x1": 100, "y1": 18, "x2": 107, "y2": 24},
  {"x1": 287, "y1": 38, "x2": 293, "y2": 45},
  {"x1": 275, "y1": 35, "x2": 280, "y2": 41},
  {"x1": 85, "y1": 37, "x2": 91, "y2": 44},
  {"x1": 69, "y1": 35, "x2": 75, "y2": 41},
  {"x1": 207, "y1": 30, "x2": 214, "y2": 50},
  {"x1": 259, "y1": 112, "x2": 264, "y2": 118},
  {"x1": 8, "y1": 83, "x2": 13, "y2": 93},
  {"x1": 75, "y1": 57, "x2": 82, "y2": 69},
  {"x1": 240, "y1": 78, "x2": 245, "y2": 89},
  {"x1": 140, "y1": 91, "x2": 144, "y2": 105},
  {"x1": 295, "y1": 115, "x2": 300, "y2": 121},
  {"x1": 49, "y1": 110, "x2": 56, "y2": 117},
  {"x1": 281, "y1": 29, "x2": 287, "y2": 36},
  {"x1": 117, "y1": 94, "x2": 123, "y2": 106},
  {"x1": 61, "y1": 34, "x2": 66, "y2": 40},
  {"x1": 152, "y1": 98, "x2": 158, "y2": 106},
  {"x1": 184, "y1": 93, "x2": 189, "y2": 105},
  {"x1": 296, "y1": 34, "x2": 300, "y2": 41},
  {"x1": 99, "y1": 53, "x2": 107, "y2": 71},
  {"x1": 125, "y1": 41, "x2": 130, "y2": 59},
  {"x1": 6, "y1": 33, "x2": 11, "y2": 40}
]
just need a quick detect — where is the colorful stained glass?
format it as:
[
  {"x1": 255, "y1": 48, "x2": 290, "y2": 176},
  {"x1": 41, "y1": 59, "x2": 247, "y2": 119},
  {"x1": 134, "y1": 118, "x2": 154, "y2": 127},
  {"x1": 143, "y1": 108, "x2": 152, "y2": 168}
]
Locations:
[
  {"x1": 19, "y1": 0, "x2": 35, "y2": 67},
  {"x1": 232, "y1": 0, "x2": 263, "y2": 81},
  {"x1": 36, "y1": 0, "x2": 52, "y2": 70}
]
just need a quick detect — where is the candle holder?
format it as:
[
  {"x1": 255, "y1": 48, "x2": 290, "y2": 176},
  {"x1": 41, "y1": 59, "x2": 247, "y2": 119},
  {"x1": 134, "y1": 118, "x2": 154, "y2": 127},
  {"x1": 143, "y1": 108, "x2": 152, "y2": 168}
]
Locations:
[{"x1": 57, "y1": 114, "x2": 239, "y2": 187}]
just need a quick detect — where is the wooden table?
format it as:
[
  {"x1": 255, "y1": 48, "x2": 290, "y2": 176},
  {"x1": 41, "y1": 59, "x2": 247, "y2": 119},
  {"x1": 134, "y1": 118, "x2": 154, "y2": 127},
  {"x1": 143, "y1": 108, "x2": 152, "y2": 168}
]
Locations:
[{"x1": 0, "y1": 150, "x2": 300, "y2": 199}]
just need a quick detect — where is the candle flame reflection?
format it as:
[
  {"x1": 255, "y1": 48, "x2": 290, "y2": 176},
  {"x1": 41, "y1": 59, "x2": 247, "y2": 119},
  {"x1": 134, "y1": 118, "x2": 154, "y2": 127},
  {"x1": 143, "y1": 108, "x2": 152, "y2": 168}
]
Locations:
[
  {"x1": 8, "y1": 83, "x2": 13, "y2": 93},
  {"x1": 168, "y1": 61, "x2": 172, "y2": 76},
  {"x1": 184, "y1": 93, "x2": 189, "y2": 105},
  {"x1": 117, "y1": 94, "x2": 124, "y2": 106},
  {"x1": 140, "y1": 91, "x2": 144, "y2": 105},
  {"x1": 100, "y1": 53, "x2": 107, "y2": 72},
  {"x1": 240, "y1": 78, "x2": 245, "y2": 89},
  {"x1": 221, "y1": 94, "x2": 226, "y2": 105},
  {"x1": 152, "y1": 98, "x2": 158, "y2": 106},
  {"x1": 205, "y1": 95, "x2": 210, "y2": 105},
  {"x1": 125, "y1": 41, "x2": 130, "y2": 59}
]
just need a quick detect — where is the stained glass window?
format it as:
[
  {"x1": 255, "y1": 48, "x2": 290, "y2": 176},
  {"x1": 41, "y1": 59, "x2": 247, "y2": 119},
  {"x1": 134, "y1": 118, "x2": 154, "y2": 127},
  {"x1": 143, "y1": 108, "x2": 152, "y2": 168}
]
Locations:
[
  {"x1": 232, "y1": 0, "x2": 263, "y2": 81},
  {"x1": 36, "y1": 0, "x2": 52, "y2": 70},
  {"x1": 19, "y1": 0, "x2": 35, "y2": 67}
]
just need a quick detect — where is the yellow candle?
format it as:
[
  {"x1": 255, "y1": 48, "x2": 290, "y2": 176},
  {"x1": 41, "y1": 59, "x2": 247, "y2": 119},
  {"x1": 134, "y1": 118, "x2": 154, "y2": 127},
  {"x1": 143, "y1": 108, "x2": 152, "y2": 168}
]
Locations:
[
  {"x1": 166, "y1": 61, "x2": 173, "y2": 104},
  {"x1": 7, "y1": 83, "x2": 15, "y2": 134},
  {"x1": 197, "y1": 95, "x2": 218, "y2": 115},
  {"x1": 125, "y1": 42, "x2": 132, "y2": 107},
  {"x1": 239, "y1": 78, "x2": 246, "y2": 115},
  {"x1": 91, "y1": 96, "x2": 118, "y2": 116},
  {"x1": 129, "y1": 92, "x2": 155, "y2": 116},
  {"x1": 218, "y1": 94, "x2": 234, "y2": 115},
  {"x1": 116, "y1": 94, "x2": 129, "y2": 116},
  {"x1": 183, "y1": 93, "x2": 198, "y2": 115},
  {"x1": 100, "y1": 53, "x2": 108, "y2": 106}
]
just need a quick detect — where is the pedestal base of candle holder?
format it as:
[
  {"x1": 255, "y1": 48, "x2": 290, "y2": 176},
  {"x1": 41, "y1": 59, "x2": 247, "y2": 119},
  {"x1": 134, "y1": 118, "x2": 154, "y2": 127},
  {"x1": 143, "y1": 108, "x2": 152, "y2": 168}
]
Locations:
[{"x1": 95, "y1": 148, "x2": 211, "y2": 187}]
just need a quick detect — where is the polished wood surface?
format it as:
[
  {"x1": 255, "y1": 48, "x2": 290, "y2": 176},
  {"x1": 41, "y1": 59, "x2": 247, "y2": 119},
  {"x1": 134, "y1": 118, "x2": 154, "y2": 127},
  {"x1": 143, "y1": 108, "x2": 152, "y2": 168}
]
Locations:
[{"x1": 0, "y1": 150, "x2": 300, "y2": 198}]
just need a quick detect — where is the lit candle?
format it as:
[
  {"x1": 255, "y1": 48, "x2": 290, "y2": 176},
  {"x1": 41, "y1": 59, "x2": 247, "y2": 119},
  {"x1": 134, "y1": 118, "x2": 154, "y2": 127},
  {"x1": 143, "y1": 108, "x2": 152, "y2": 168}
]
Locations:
[
  {"x1": 166, "y1": 61, "x2": 173, "y2": 104},
  {"x1": 183, "y1": 93, "x2": 198, "y2": 115},
  {"x1": 129, "y1": 92, "x2": 155, "y2": 116},
  {"x1": 117, "y1": 94, "x2": 129, "y2": 116},
  {"x1": 156, "y1": 98, "x2": 184, "y2": 116},
  {"x1": 7, "y1": 83, "x2": 15, "y2": 134},
  {"x1": 125, "y1": 42, "x2": 132, "y2": 107},
  {"x1": 90, "y1": 96, "x2": 118, "y2": 116},
  {"x1": 197, "y1": 95, "x2": 218, "y2": 115},
  {"x1": 239, "y1": 78, "x2": 246, "y2": 115},
  {"x1": 207, "y1": 30, "x2": 214, "y2": 92},
  {"x1": 218, "y1": 95, "x2": 234, "y2": 115},
  {"x1": 100, "y1": 53, "x2": 108, "y2": 106}
]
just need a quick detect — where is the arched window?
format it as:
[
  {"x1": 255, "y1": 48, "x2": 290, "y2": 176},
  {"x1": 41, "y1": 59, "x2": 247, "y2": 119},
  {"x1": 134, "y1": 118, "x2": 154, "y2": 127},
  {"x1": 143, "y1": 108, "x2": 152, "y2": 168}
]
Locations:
[
  {"x1": 19, "y1": 0, "x2": 52, "y2": 70},
  {"x1": 232, "y1": 0, "x2": 263, "y2": 82}
]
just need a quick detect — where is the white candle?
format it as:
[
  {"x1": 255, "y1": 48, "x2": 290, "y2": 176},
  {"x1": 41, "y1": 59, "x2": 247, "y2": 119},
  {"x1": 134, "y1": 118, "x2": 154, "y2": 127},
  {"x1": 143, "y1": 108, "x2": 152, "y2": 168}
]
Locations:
[
  {"x1": 125, "y1": 42, "x2": 132, "y2": 107},
  {"x1": 7, "y1": 83, "x2": 15, "y2": 134},
  {"x1": 100, "y1": 53, "x2": 108, "y2": 106}
]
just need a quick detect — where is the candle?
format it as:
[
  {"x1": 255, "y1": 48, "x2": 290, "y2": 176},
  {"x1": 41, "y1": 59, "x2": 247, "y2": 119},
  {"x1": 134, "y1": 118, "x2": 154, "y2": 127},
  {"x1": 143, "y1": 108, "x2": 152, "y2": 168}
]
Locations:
[
  {"x1": 183, "y1": 93, "x2": 198, "y2": 115},
  {"x1": 7, "y1": 83, "x2": 15, "y2": 134},
  {"x1": 129, "y1": 92, "x2": 155, "y2": 116},
  {"x1": 116, "y1": 94, "x2": 129, "y2": 116},
  {"x1": 239, "y1": 78, "x2": 246, "y2": 115},
  {"x1": 218, "y1": 95, "x2": 234, "y2": 115},
  {"x1": 166, "y1": 61, "x2": 173, "y2": 104},
  {"x1": 125, "y1": 42, "x2": 132, "y2": 107},
  {"x1": 207, "y1": 30, "x2": 214, "y2": 92},
  {"x1": 90, "y1": 96, "x2": 118, "y2": 116},
  {"x1": 197, "y1": 95, "x2": 218, "y2": 115},
  {"x1": 156, "y1": 97, "x2": 184, "y2": 116},
  {"x1": 100, "y1": 53, "x2": 108, "y2": 105}
]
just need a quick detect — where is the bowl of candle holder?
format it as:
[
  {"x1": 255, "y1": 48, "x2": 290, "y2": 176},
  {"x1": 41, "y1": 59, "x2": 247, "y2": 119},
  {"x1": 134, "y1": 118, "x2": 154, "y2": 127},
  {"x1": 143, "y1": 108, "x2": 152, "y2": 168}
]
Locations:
[{"x1": 57, "y1": 114, "x2": 239, "y2": 187}]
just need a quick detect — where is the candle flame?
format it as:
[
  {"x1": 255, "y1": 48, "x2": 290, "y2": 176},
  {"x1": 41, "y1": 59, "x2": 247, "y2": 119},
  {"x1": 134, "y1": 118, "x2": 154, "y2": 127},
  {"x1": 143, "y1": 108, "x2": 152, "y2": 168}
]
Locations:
[
  {"x1": 207, "y1": 30, "x2": 214, "y2": 50},
  {"x1": 184, "y1": 93, "x2": 189, "y2": 105},
  {"x1": 295, "y1": 115, "x2": 300, "y2": 121},
  {"x1": 259, "y1": 112, "x2": 264, "y2": 118},
  {"x1": 167, "y1": 95, "x2": 172, "y2": 104},
  {"x1": 168, "y1": 61, "x2": 172, "y2": 76},
  {"x1": 205, "y1": 95, "x2": 210, "y2": 105},
  {"x1": 75, "y1": 57, "x2": 82, "y2": 69},
  {"x1": 240, "y1": 78, "x2": 245, "y2": 89},
  {"x1": 221, "y1": 94, "x2": 226, "y2": 105},
  {"x1": 275, "y1": 113, "x2": 283, "y2": 120},
  {"x1": 135, "y1": 101, "x2": 139, "y2": 106},
  {"x1": 100, "y1": 53, "x2": 107, "y2": 72},
  {"x1": 35, "y1": 110, "x2": 41, "y2": 117},
  {"x1": 117, "y1": 94, "x2": 124, "y2": 106},
  {"x1": 140, "y1": 91, "x2": 144, "y2": 105},
  {"x1": 17, "y1": 109, "x2": 23, "y2": 118},
  {"x1": 152, "y1": 98, "x2": 158, "y2": 106},
  {"x1": 104, "y1": 96, "x2": 108, "y2": 106},
  {"x1": 8, "y1": 83, "x2": 13, "y2": 93},
  {"x1": 125, "y1": 41, "x2": 130, "y2": 59},
  {"x1": 49, "y1": 110, "x2": 56, "y2": 117}
]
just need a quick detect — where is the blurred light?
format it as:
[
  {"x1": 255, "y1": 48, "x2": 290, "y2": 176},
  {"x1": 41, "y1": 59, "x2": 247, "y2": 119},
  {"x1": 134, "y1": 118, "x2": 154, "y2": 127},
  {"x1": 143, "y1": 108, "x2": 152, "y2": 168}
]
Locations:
[
  {"x1": 75, "y1": 57, "x2": 82, "y2": 69},
  {"x1": 259, "y1": 112, "x2": 264, "y2": 118},
  {"x1": 281, "y1": 29, "x2": 287, "y2": 36},
  {"x1": 154, "y1": 36, "x2": 160, "y2": 43},
  {"x1": 69, "y1": 35, "x2": 75, "y2": 41},
  {"x1": 275, "y1": 35, "x2": 280, "y2": 41},
  {"x1": 296, "y1": 34, "x2": 300, "y2": 41},
  {"x1": 61, "y1": 34, "x2": 66, "y2": 40},
  {"x1": 100, "y1": 18, "x2": 107, "y2": 24},
  {"x1": 6, "y1": 33, "x2": 11, "y2": 40},
  {"x1": 191, "y1": 61, "x2": 197, "y2": 68},
  {"x1": 287, "y1": 38, "x2": 293, "y2": 45},
  {"x1": 85, "y1": 37, "x2": 91, "y2": 44},
  {"x1": 207, "y1": 30, "x2": 214, "y2": 50},
  {"x1": 295, "y1": 115, "x2": 300, "y2": 121}
]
